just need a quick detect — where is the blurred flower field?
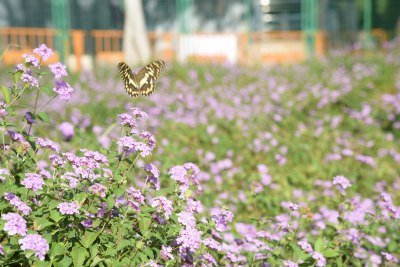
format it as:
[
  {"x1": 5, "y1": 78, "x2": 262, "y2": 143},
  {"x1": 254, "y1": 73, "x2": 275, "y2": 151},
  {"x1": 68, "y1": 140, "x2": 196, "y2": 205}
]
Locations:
[{"x1": 0, "y1": 41, "x2": 400, "y2": 266}]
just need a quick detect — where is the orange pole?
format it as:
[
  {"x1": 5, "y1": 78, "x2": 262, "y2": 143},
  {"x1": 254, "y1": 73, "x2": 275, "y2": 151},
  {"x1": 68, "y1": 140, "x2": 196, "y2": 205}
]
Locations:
[{"x1": 71, "y1": 30, "x2": 85, "y2": 71}]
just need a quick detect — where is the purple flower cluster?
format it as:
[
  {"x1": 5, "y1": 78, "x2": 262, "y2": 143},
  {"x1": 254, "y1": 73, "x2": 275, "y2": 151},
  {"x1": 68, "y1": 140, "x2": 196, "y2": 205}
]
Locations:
[
  {"x1": 379, "y1": 192, "x2": 400, "y2": 219},
  {"x1": 124, "y1": 186, "x2": 145, "y2": 211},
  {"x1": 58, "y1": 122, "x2": 75, "y2": 140},
  {"x1": 35, "y1": 137, "x2": 59, "y2": 152},
  {"x1": 1, "y1": 212, "x2": 27, "y2": 236},
  {"x1": 118, "y1": 113, "x2": 137, "y2": 128},
  {"x1": 21, "y1": 173, "x2": 45, "y2": 192},
  {"x1": 0, "y1": 101, "x2": 7, "y2": 117},
  {"x1": 177, "y1": 211, "x2": 196, "y2": 228},
  {"x1": 160, "y1": 245, "x2": 174, "y2": 260},
  {"x1": 0, "y1": 168, "x2": 10, "y2": 182},
  {"x1": 49, "y1": 62, "x2": 68, "y2": 79},
  {"x1": 151, "y1": 196, "x2": 173, "y2": 219},
  {"x1": 57, "y1": 202, "x2": 79, "y2": 215},
  {"x1": 298, "y1": 240, "x2": 313, "y2": 253},
  {"x1": 89, "y1": 183, "x2": 107, "y2": 197},
  {"x1": 19, "y1": 234, "x2": 49, "y2": 260},
  {"x1": 144, "y1": 163, "x2": 160, "y2": 190},
  {"x1": 49, "y1": 154, "x2": 67, "y2": 168},
  {"x1": 33, "y1": 44, "x2": 53, "y2": 61},
  {"x1": 117, "y1": 136, "x2": 154, "y2": 157},
  {"x1": 21, "y1": 73, "x2": 39, "y2": 88},
  {"x1": 61, "y1": 150, "x2": 107, "y2": 181},
  {"x1": 15, "y1": 45, "x2": 74, "y2": 101},
  {"x1": 210, "y1": 208, "x2": 234, "y2": 232},
  {"x1": 176, "y1": 227, "x2": 203, "y2": 254},
  {"x1": 168, "y1": 163, "x2": 200, "y2": 196},
  {"x1": 53, "y1": 80, "x2": 74, "y2": 101},
  {"x1": 22, "y1": 54, "x2": 40, "y2": 67},
  {"x1": 61, "y1": 172, "x2": 80, "y2": 188},
  {"x1": 131, "y1": 107, "x2": 148, "y2": 118},
  {"x1": 332, "y1": 175, "x2": 352, "y2": 195},
  {"x1": 202, "y1": 253, "x2": 218, "y2": 266},
  {"x1": 4, "y1": 192, "x2": 32, "y2": 215},
  {"x1": 311, "y1": 252, "x2": 327, "y2": 267}
]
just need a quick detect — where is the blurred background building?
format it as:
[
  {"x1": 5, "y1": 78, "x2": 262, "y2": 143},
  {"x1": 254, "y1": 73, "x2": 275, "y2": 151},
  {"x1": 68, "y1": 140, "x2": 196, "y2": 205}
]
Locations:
[{"x1": 0, "y1": 0, "x2": 399, "y2": 70}]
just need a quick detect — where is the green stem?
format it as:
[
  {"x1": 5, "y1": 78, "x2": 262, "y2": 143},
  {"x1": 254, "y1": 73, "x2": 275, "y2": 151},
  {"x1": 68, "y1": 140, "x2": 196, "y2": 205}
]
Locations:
[
  {"x1": 123, "y1": 152, "x2": 139, "y2": 178},
  {"x1": 27, "y1": 87, "x2": 41, "y2": 136},
  {"x1": 38, "y1": 95, "x2": 57, "y2": 112},
  {"x1": 8, "y1": 86, "x2": 28, "y2": 107}
]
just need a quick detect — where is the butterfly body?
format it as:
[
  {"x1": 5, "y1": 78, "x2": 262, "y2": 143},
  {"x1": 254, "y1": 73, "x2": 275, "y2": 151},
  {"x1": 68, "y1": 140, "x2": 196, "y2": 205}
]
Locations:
[{"x1": 118, "y1": 60, "x2": 165, "y2": 97}]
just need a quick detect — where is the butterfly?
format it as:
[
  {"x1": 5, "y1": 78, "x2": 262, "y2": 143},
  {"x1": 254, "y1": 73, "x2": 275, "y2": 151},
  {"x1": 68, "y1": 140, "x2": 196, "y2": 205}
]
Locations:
[{"x1": 117, "y1": 60, "x2": 165, "y2": 97}]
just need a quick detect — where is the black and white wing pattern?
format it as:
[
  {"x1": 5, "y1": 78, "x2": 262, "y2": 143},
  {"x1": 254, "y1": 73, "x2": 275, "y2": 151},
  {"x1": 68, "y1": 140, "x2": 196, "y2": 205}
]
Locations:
[{"x1": 117, "y1": 60, "x2": 165, "y2": 97}]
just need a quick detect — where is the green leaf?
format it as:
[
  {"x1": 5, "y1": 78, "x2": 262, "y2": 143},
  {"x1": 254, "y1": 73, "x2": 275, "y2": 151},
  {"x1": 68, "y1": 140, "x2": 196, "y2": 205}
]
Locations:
[
  {"x1": 41, "y1": 86, "x2": 54, "y2": 97},
  {"x1": 32, "y1": 261, "x2": 52, "y2": 267},
  {"x1": 106, "y1": 195, "x2": 115, "y2": 210},
  {"x1": 13, "y1": 71, "x2": 22, "y2": 85},
  {"x1": 89, "y1": 256, "x2": 104, "y2": 267},
  {"x1": 114, "y1": 188, "x2": 125, "y2": 198},
  {"x1": 1, "y1": 85, "x2": 10, "y2": 104},
  {"x1": 314, "y1": 237, "x2": 324, "y2": 252},
  {"x1": 74, "y1": 193, "x2": 87, "y2": 206},
  {"x1": 50, "y1": 242, "x2": 65, "y2": 256},
  {"x1": 138, "y1": 252, "x2": 148, "y2": 262},
  {"x1": 54, "y1": 256, "x2": 73, "y2": 267},
  {"x1": 37, "y1": 112, "x2": 51, "y2": 124},
  {"x1": 116, "y1": 239, "x2": 131, "y2": 252},
  {"x1": 80, "y1": 231, "x2": 100, "y2": 249},
  {"x1": 323, "y1": 248, "x2": 339, "y2": 258},
  {"x1": 143, "y1": 247, "x2": 154, "y2": 259},
  {"x1": 71, "y1": 245, "x2": 88, "y2": 267},
  {"x1": 50, "y1": 210, "x2": 62, "y2": 222},
  {"x1": 35, "y1": 218, "x2": 54, "y2": 230},
  {"x1": 48, "y1": 200, "x2": 59, "y2": 210},
  {"x1": 139, "y1": 216, "x2": 151, "y2": 236},
  {"x1": 91, "y1": 218, "x2": 102, "y2": 229},
  {"x1": 89, "y1": 244, "x2": 99, "y2": 259}
]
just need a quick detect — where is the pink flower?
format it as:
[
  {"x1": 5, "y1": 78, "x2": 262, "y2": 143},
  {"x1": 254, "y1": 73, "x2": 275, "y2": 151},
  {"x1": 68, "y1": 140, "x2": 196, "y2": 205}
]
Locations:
[{"x1": 33, "y1": 44, "x2": 53, "y2": 61}]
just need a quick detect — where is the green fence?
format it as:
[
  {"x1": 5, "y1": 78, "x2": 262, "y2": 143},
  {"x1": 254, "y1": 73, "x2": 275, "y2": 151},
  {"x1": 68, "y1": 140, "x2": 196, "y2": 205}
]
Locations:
[{"x1": 0, "y1": 0, "x2": 399, "y2": 58}]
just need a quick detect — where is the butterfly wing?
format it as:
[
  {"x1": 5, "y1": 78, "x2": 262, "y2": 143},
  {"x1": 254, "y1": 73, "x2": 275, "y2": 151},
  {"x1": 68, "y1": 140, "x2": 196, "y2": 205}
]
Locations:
[
  {"x1": 135, "y1": 60, "x2": 165, "y2": 96},
  {"x1": 117, "y1": 62, "x2": 140, "y2": 97}
]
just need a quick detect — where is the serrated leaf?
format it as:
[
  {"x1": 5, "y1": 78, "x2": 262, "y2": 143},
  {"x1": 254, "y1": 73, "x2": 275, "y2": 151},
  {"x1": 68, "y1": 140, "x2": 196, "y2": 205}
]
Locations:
[
  {"x1": 1, "y1": 85, "x2": 10, "y2": 104},
  {"x1": 54, "y1": 256, "x2": 73, "y2": 267},
  {"x1": 37, "y1": 112, "x2": 51, "y2": 124},
  {"x1": 114, "y1": 188, "x2": 125, "y2": 198},
  {"x1": 50, "y1": 210, "x2": 62, "y2": 222},
  {"x1": 139, "y1": 217, "x2": 151, "y2": 236},
  {"x1": 116, "y1": 239, "x2": 131, "y2": 252},
  {"x1": 104, "y1": 247, "x2": 117, "y2": 257},
  {"x1": 80, "y1": 231, "x2": 100, "y2": 249},
  {"x1": 71, "y1": 245, "x2": 88, "y2": 267},
  {"x1": 74, "y1": 193, "x2": 87, "y2": 206},
  {"x1": 89, "y1": 244, "x2": 99, "y2": 258},
  {"x1": 91, "y1": 218, "x2": 101, "y2": 229},
  {"x1": 50, "y1": 242, "x2": 65, "y2": 256},
  {"x1": 106, "y1": 195, "x2": 115, "y2": 210},
  {"x1": 48, "y1": 200, "x2": 59, "y2": 210},
  {"x1": 138, "y1": 252, "x2": 148, "y2": 262},
  {"x1": 323, "y1": 248, "x2": 339, "y2": 258},
  {"x1": 314, "y1": 237, "x2": 324, "y2": 252},
  {"x1": 89, "y1": 256, "x2": 104, "y2": 267},
  {"x1": 35, "y1": 218, "x2": 54, "y2": 230},
  {"x1": 143, "y1": 247, "x2": 154, "y2": 259}
]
